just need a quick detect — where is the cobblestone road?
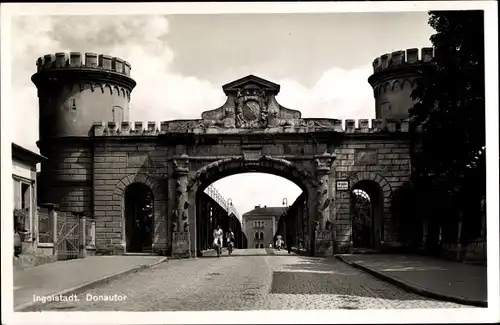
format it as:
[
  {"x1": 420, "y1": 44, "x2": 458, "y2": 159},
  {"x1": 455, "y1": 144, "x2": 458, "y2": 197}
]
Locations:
[{"x1": 33, "y1": 249, "x2": 470, "y2": 311}]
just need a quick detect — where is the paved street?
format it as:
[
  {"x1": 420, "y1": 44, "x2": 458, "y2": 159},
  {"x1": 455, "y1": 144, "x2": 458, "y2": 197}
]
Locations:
[{"x1": 29, "y1": 249, "x2": 471, "y2": 311}]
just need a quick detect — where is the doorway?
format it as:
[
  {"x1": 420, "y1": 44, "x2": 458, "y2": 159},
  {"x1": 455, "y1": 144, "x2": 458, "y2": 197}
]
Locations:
[
  {"x1": 124, "y1": 183, "x2": 154, "y2": 253},
  {"x1": 350, "y1": 180, "x2": 384, "y2": 250}
]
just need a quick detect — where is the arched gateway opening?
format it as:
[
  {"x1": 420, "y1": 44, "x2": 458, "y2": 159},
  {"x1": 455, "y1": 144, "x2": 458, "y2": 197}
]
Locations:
[
  {"x1": 124, "y1": 183, "x2": 154, "y2": 253},
  {"x1": 350, "y1": 180, "x2": 385, "y2": 251},
  {"x1": 188, "y1": 157, "x2": 313, "y2": 257}
]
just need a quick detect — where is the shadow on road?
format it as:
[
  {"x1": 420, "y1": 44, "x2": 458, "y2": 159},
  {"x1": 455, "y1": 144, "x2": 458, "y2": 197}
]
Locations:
[{"x1": 271, "y1": 256, "x2": 433, "y2": 301}]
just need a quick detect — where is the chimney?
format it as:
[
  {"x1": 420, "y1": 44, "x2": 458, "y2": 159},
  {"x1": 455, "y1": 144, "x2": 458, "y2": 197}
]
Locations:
[{"x1": 254, "y1": 205, "x2": 260, "y2": 209}]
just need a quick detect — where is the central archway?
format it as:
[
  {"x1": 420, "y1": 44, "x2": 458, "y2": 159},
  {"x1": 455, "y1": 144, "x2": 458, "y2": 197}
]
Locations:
[{"x1": 187, "y1": 156, "x2": 317, "y2": 257}]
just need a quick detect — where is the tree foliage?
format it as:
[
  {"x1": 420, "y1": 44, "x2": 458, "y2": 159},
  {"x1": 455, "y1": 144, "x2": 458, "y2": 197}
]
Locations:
[{"x1": 410, "y1": 10, "x2": 486, "y2": 212}]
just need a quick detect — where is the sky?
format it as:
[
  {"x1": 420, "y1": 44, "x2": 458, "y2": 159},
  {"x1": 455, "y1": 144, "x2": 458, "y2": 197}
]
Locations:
[{"x1": 10, "y1": 12, "x2": 435, "y2": 216}]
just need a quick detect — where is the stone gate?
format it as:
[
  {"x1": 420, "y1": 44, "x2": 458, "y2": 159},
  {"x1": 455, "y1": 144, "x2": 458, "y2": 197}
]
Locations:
[
  {"x1": 91, "y1": 75, "x2": 411, "y2": 257},
  {"x1": 33, "y1": 50, "x2": 427, "y2": 258}
]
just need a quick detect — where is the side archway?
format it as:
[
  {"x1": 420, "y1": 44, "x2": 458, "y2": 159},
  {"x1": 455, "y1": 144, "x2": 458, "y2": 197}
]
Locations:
[
  {"x1": 348, "y1": 172, "x2": 392, "y2": 250},
  {"x1": 113, "y1": 174, "x2": 162, "y2": 253}
]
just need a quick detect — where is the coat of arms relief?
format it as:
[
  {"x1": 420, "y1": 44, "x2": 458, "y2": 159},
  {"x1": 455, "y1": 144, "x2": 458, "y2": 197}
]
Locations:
[
  {"x1": 199, "y1": 75, "x2": 305, "y2": 130},
  {"x1": 234, "y1": 87, "x2": 269, "y2": 128}
]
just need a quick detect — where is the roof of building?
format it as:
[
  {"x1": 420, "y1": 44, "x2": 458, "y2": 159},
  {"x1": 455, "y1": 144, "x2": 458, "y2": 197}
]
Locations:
[
  {"x1": 243, "y1": 206, "x2": 287, "y2": 218},
  {"x1": 12, "y1": 143, "x2": 47, "y2": 164}
]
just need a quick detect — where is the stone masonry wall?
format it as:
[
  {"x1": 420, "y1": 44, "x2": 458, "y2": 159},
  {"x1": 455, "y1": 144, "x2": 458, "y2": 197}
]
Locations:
[
  {"x1": 333, "y1": 136, "x2": 411, "y2": 250},
  {"x1": 38, "y1": 140, "x2": 93, "y2": 214},
  {"x1": 92, "y1": 139, "x2": 169, "y2": 254}
]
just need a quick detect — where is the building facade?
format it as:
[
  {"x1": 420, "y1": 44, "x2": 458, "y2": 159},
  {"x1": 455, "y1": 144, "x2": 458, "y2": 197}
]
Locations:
[
  {"x1": 12, "y1": 143, "x2": 60, "y2": 266},
  {"x1": 242, "y1": 205, "x2": 285, "y2": 248},
  {"x1": 32, "y1": 48, "x2": 434, "y2": 258}
]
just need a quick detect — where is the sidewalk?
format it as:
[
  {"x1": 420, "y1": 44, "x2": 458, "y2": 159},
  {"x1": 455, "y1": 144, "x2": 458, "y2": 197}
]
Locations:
[
  {"x1": 14, "y1": 255, "x2": 167, "y2": 311},
  {"x1": 335, "y1": 254, "x2": 487, "y2": 307}
]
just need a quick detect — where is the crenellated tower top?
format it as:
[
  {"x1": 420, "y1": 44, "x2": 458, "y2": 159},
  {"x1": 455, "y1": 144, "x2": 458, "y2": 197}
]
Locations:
[
  {"x1": 35, "y1": 52, "x2": 132, "y2": 77},
  {"x1": 33, "y1": 52, "x2": 136, "y2": 142},
  {"x1": 368, "y1": 47, "x2": 434, "y2": 120},
  {"x1": 371, "y1": 47, "x2": 434, "y2": 75}
]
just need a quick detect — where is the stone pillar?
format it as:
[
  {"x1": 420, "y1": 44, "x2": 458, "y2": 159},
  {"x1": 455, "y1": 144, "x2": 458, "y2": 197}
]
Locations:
[
  {"x1": 313, "y1": 152, "x2": 336, "y2": 257},
  {"x1": 40, "y1": 203, "x2": 60, "y2": 257},
  {"x1": 171, "y1": 154, "x2": 192, "y2": 258},
  {"x1": 76, "y1": 212, "x2": 87, "y2": 258}
]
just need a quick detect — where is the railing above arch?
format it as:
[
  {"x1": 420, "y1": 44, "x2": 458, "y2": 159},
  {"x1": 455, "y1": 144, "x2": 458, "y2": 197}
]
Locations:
[{"x1": 203, "y1": 185, "x2": 241, "y2": 222}]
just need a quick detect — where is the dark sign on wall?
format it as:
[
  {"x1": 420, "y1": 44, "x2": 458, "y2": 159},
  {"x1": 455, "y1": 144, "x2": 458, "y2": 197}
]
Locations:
[{"x1": 336, "y1": 180, "x2": 349, "y2": 191}]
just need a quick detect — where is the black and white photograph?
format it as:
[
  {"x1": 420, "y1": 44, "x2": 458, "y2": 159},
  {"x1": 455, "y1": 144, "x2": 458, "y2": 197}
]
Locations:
[{"x1": 1, "y1": 1, "x2": 498, "y2": 324}]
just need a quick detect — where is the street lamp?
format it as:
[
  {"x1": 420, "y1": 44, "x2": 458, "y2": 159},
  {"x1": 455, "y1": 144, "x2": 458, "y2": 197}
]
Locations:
[{"x1": 282, "y1": 198, "x2": 288, "y2": 247}]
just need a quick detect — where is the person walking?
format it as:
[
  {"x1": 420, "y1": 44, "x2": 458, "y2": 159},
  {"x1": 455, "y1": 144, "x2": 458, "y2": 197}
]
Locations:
[{"x1": 226, "y1": 228, "x2": 235, "y2": 255}]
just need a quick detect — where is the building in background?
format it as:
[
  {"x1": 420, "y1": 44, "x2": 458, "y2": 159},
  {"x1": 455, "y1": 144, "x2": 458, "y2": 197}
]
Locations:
[
  {"x1": 242, "y1": 205, "x2": 286, "y2": 248},
  {"x1": 12, "y1": 143, "x2": 59, "y2": 266}
]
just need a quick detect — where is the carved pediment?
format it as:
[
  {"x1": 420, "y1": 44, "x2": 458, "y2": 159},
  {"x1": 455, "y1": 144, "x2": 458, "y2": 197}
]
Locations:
[
  {"x1": 222, "y1": 75, "x2": 280, "y2": 96},
  {"x1": 201, "y1": 75, "x2": 302, "y2": 129}
]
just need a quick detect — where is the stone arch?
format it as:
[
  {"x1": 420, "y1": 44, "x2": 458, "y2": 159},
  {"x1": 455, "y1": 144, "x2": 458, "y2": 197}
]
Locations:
[
  {"x1": 81, "y1": 81, "x2": 94, "y2": 92},
  {"x1": 187, "y1": 155, "x2": 317, "y2": 256},
  {"x1": 402, "y1": 79, "x2": 413, "y2": 90},
  {"x1": 113, "y1": 85, "x2": 120, "y2": 96},
  {"x1": 348, "y1": 172, "x2": 392, "y2": 250},
  {"x1": 113, "y1": 174, "x2": 161, "y2": 253},
  {"x1": 348, "y1": 171, "x2": 392, "y2": 198},
  {"x1": 383, "y1": 82, "x2": 391, "y2": 93},
  {"x1": 94, "y1": 83, "x2": 104, "y2": 93},
  {"x1": 113, "y1": 173, "x2": 160, "y2": 199},
  {"x1": 392, "y1": 80, "x2": 402, "y2": 91},
  {"x1": 104, "y1": 84, "x2": 113, "y2": 95},
  {"x1": 187, "y1": 155, "x2": 318, "y2": 192}
]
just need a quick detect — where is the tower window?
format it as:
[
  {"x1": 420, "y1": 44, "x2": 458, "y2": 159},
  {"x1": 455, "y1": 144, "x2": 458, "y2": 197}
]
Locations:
[{"x1": 70, "y1": 98, "x2": 76, "y2": 110}]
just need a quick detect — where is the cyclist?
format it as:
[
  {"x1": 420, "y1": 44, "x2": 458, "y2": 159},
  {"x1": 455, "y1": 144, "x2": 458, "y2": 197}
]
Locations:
[{"x1": 213, "y1": 224, "x2": 223, "y2": 258}]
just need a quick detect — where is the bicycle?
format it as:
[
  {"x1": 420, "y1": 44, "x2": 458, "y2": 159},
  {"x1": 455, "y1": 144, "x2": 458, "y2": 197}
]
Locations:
[{"x1": 215, "y1": 238, "x2": 222, "y2": 258}]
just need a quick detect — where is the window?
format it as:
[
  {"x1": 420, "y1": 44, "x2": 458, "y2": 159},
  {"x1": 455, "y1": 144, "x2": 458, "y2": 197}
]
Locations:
[
  {"x1": 260, "y1": 221, "x2": 265, "y2": 228},
  {"x1": 255, "y1": 244, "x2": 259, "y2": 248},
  {"x1": 254, "y1": 232, "x2": 259, "y2": 239},
  {"x1": 260, "y1": 244, "x2": 264, "y2": 248},
  {"x1": 13, "y1": 178, "x2": 33, "y2": 240},
  {"x1": 259, "y1": 232, "x2": 264, "y2": 240}
]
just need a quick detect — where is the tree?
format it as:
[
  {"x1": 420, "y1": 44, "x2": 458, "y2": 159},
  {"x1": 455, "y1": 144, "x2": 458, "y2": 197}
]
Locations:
[{"x1": 410, "y1": 10, "x2": 486, "y2": 223}]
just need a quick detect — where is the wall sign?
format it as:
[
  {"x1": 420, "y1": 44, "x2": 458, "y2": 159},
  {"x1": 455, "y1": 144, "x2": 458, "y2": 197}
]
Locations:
[{"x1": 336, "y1": 180, "x2": 349, "y2": 191}]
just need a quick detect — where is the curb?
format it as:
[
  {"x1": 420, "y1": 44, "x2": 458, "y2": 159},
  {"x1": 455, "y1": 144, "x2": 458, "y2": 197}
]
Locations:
[
  {"x1": 15, "y1": 257, "x2": 168, "y2": 312},
  {"x1": 334, "y1": 254, "x2": 487, "y2": 308}
]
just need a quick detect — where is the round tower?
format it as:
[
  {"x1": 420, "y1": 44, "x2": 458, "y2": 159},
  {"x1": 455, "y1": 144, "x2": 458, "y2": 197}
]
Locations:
[
  {"x1": 32, "y1": 52, "x2": 136, "y2": 138},
  {"x1": 368, "y1": 47, "x2": 434, "y2": 120},
  {"x1": 32, "y1": 52, "x2": 136, "y2": 214}
]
